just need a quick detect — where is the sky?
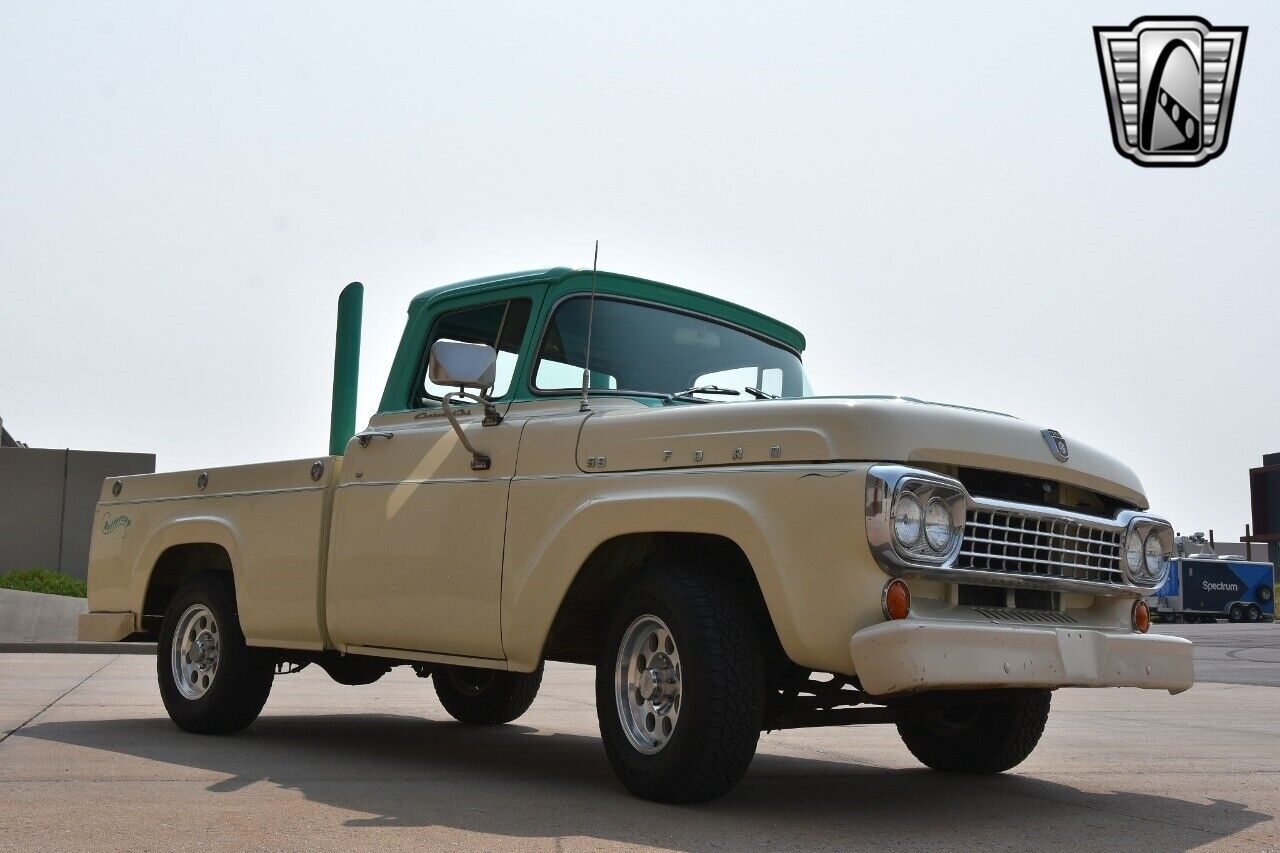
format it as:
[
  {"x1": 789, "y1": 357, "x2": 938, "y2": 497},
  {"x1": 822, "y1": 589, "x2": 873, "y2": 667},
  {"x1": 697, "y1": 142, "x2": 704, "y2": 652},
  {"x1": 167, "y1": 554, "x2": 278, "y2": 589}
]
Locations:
[{"x1": 2, "y1": 2, "x2": 1277, "y2": 541}]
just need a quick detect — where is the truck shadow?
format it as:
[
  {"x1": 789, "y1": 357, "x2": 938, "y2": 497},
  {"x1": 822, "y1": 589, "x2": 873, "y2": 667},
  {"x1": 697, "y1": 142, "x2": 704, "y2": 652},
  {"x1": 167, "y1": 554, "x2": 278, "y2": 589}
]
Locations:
[{"x1": 19, "y1": 713, "x2": 1270, "y2": 851}]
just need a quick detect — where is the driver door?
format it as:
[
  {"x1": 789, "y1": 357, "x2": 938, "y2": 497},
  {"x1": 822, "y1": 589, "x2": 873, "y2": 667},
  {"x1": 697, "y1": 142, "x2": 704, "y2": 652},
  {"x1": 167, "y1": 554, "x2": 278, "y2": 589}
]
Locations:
[{"x1": 325, "y1": 298, "x2": 531, "y2": 661}]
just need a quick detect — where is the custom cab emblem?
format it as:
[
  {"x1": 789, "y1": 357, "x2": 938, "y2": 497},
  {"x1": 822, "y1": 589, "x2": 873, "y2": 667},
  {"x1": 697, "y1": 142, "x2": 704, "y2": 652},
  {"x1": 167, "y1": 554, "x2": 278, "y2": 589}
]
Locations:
[
  {"x1": 1094, "y1": 17, "x2": 1246, "y2": 167},
  {"x1": 1042, "y1": 429, "x2": 1070, "y2": 463}
]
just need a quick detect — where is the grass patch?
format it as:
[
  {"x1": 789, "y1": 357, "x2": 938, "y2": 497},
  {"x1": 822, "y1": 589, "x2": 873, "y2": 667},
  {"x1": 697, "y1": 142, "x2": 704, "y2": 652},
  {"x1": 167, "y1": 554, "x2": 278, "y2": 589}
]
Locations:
[{"x1": 0, "y1": 568, "x2": 88, "y2": 598}]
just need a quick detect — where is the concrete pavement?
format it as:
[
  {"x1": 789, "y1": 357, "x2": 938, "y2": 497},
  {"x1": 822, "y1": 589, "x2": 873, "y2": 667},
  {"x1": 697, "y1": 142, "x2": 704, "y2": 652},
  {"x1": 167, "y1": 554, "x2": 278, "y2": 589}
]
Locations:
[{"x1": 1, "y1": 650, "x2": 1277, "y2": 851}]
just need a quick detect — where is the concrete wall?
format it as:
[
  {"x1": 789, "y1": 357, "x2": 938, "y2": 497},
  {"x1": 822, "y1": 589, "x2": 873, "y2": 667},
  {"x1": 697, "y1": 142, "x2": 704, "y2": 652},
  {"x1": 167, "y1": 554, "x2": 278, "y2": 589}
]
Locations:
[
  {"x1": 0, "y1": 447, "x2": 154, "y2": 580},
  {"x1": 0, "y1": 588, "x2": 87, "y2": 642}
]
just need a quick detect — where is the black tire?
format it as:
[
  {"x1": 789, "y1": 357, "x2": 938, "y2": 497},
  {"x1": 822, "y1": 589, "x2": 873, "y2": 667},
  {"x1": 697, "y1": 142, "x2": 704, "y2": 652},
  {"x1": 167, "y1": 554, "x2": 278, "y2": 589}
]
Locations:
[
  {"x1": 1228, "y1": 604, "x2": 1244, "y2": 623},
  {"x1": 595, "y1": 564, "x2": 764, "y2": 803},
  {"x1": 1259, "y1": 585, "x2": 1273, "y2": 604},
  {"x1": 157, "y1": 572, "x2": 274, "y2": 734},
  {"x1": 433, "y1": 664, "x2": 543, "y2": 725},
  {"x1": 897, "y1": 691, "x2": 1051, "y2": 774},
  {"x1": 1245, "y1": 604, "x2": 1262, "y2": 623}
]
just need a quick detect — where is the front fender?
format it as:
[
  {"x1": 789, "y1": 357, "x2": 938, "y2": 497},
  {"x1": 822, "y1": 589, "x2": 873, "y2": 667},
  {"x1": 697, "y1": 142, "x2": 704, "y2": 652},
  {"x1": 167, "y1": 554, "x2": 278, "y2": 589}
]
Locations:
[{"x1": 501, "y1": 466, "x2": 879, "y2": 674}]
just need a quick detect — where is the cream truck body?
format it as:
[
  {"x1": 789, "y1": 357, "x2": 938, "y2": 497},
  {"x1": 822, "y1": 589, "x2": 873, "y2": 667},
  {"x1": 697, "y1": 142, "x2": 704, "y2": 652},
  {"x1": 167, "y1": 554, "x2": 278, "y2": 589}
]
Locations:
[{"x1": 79, "y1": 268, "x2": 1192, "y2": 802}]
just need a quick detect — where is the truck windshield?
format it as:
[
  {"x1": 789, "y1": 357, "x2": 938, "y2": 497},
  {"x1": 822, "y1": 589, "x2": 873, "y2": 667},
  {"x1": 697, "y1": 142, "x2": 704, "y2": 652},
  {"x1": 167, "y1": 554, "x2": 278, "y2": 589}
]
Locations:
[{"x1": 533, "y1": 296, "x2": 812, "y2": 401}]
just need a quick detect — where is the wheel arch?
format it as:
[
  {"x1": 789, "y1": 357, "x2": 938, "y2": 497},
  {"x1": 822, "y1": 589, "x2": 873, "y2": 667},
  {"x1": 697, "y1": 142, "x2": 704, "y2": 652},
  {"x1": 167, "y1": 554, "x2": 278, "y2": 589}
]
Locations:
[
  {"x1": 502, "y1": 492, "x2": 801, "y2": 673},
  {"x1": 542, "y1": 532, "x2": 784, "y2": 666},
  {"x1": 133, "y1": 516, "x2": 245, "y2": 637}
]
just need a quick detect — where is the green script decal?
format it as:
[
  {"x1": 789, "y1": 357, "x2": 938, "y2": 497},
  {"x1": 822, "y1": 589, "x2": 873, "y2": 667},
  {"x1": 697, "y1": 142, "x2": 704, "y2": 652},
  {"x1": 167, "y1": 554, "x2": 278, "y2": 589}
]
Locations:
[{"x1": 102, "y1": 513, "x2": 132, "y2": 534}]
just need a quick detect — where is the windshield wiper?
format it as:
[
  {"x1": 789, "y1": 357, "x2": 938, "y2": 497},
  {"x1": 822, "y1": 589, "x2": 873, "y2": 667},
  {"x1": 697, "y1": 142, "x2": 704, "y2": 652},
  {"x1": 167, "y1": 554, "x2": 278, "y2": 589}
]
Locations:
[
  {"x1": 744, "y1": 386, "x2": 778, "y2": 400},
  {"x1": 662, "y1": 385, "x2": 742, "y2": 405}
]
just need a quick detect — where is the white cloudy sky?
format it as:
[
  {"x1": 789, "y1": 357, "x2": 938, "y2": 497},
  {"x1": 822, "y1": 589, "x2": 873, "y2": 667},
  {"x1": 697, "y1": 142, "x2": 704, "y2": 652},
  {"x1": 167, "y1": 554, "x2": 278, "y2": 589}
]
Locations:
[{"x1": 2, "y1": 2, "x2": 1276, "y2": 540}]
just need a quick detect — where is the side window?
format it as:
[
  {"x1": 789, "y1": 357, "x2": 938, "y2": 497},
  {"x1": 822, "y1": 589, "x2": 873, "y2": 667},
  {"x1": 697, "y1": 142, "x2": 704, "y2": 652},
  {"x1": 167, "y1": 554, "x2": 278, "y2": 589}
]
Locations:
[{"x1": 420, "y1": 299, "x2": 531, "y2": 403}]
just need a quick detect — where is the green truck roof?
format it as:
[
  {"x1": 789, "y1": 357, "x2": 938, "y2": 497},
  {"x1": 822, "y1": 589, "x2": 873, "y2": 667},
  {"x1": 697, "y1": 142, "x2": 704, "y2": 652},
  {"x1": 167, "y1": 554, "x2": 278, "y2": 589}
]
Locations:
[{"x1": 410, "y1": 267, "x2": 806, "y2": 353}]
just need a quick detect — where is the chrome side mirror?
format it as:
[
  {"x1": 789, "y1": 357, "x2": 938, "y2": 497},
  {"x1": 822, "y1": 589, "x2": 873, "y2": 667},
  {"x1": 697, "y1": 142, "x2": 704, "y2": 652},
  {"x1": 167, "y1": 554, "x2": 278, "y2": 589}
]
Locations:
[
  {"x1": 428, "y1": 339, "x2": 497, "y2": 392},
  {"x1": 426, "y1": 339, "x2": 503, "y2": 471}
]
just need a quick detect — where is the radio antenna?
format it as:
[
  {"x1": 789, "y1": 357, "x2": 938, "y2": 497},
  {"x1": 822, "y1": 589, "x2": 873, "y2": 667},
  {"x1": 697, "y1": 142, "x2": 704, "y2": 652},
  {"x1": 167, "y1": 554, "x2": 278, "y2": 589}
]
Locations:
[{"x1": 579, "y1": 240, "x2": 599, "y2": 413}]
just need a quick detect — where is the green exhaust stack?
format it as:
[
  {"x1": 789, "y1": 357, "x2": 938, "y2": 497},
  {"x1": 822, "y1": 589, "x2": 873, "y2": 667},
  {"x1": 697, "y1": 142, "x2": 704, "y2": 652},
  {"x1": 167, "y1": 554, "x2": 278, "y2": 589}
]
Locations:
[{"x1": 329, "y1": 282, "x2": 363, "y2": 456}]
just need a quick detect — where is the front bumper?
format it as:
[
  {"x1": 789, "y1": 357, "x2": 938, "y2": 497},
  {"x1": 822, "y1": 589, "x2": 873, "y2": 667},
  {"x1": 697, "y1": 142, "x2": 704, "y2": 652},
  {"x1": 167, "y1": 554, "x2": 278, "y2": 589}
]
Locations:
[{"x1": 849, "y1": 620, "x2": 1194, "y2": 696}]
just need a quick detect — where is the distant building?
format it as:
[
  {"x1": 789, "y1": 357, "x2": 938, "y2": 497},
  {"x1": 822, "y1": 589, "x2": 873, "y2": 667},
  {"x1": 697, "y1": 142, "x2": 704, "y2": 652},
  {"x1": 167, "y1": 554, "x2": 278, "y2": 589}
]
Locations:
[
  {"x1": 0, "y1": 416, "x2": 154, "y2": 581},
  {"x1": 0, "y1": 417, "x2": 23, "y2": 448},
  {"x1": 1247, "y1": 451, "x2": 1280, "y2": 568}
]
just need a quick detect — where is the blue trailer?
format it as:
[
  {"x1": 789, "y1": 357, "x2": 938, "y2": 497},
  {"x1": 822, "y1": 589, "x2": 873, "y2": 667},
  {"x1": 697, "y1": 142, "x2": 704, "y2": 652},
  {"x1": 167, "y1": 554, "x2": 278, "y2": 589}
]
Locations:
[{"x1": 1150, "y1": 558, "x2": 1275, "y2": 623}]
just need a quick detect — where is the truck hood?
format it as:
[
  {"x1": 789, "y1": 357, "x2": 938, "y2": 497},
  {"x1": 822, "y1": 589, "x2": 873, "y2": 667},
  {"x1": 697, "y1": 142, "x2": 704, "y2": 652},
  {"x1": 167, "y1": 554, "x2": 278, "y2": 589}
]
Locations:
[{"x1": 576, "y1": 396, "x2": 1147, "y2": 509}]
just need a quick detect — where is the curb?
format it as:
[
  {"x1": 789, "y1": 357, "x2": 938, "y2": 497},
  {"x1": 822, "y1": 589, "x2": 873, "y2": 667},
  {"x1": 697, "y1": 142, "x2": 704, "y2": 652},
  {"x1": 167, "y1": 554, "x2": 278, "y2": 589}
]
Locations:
[{"x1": 0, "y1": 642, "x2": 156, "y2": 654}]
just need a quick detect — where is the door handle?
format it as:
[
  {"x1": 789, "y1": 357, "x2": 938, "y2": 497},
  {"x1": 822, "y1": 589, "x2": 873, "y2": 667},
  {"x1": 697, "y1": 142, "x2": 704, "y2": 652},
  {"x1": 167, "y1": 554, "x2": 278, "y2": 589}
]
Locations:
[{"x1": 356, "y1": 431, "x2": 394, "y2": 448}]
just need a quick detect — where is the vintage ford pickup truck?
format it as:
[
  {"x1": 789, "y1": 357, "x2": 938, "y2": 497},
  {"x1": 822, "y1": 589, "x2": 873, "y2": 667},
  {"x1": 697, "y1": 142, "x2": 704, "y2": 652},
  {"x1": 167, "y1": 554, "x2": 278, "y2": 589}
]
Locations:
[{"x1": 80, "y1": 267, "x2": 1192, "y2": 802}]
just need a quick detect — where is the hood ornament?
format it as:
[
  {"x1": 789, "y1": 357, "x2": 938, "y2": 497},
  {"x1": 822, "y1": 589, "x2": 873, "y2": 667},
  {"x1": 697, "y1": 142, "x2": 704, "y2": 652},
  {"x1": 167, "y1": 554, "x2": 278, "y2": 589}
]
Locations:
[{"x1": 1042, "y1": 429, "x2": 1070, "y2": 463}]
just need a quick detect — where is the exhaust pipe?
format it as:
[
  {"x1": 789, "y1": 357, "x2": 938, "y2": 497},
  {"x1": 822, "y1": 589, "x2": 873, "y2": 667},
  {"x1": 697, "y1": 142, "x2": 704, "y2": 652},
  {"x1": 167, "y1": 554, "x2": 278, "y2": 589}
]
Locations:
[{"x1": 329, "y1": 282, "x2": 363, "y2": 455}]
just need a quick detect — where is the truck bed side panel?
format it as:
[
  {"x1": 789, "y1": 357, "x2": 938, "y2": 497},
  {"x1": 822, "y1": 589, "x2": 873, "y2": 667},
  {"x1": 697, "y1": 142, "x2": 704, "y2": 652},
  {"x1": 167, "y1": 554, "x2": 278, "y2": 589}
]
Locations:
[{"x1": 86, "y1": 457, "x2": 338, "y2": 649}]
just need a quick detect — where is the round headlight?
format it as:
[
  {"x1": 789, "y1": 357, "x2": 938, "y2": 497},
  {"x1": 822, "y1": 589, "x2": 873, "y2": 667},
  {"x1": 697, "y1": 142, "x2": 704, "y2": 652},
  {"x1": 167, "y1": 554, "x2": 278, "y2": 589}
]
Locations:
[
  {"x1": 924, "y1": 498, "x2": 954, "y2": 552},
  {"x1": 1143, "y1": 534, "x2": 1166, "y2": 579},
  {"x1": 1124, "y1": 532, "x2": 1144, "y2": 576},
  {"x1": 893, "y1": 492, "x2": 924, "y2": 548}
]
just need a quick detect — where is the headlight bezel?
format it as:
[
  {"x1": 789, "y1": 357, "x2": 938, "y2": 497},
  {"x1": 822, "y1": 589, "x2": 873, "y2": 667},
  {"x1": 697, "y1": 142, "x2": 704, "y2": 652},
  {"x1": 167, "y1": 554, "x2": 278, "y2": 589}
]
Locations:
[
  {"x1": 1124, "y1": 518, "x2": 1174, "y2": 586},
  {"x1": 873, "y1": 470, "x2": 966, "y2": 566}
]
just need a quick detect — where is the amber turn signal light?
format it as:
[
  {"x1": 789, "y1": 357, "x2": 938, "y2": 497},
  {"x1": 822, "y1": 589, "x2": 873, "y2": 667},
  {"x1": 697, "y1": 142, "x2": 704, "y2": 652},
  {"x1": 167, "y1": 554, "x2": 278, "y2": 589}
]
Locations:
[
  {"x1": 1132, "y1": 599, "x2": 1151, "y2": 634},
  {"x1": 882, "y1": 579, "x2": 911, "y2": 621}
]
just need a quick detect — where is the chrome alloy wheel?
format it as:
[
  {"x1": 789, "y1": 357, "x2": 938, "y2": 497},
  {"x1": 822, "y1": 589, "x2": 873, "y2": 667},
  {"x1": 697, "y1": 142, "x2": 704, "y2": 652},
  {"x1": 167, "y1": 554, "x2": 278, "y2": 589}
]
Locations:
[
  {"x1": 615, "y1": 614, "x2": 682, "y2": 754},
  {"x1": 171, "y1": 603, "x2": 220, "y2": 700}
]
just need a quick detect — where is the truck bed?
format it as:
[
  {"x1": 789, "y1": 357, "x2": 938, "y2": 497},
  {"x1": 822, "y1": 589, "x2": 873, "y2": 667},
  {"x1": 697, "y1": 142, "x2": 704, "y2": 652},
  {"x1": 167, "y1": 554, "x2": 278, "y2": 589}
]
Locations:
[{"x1": 83, "y1": 456, "x2": 341, "y2": 648}]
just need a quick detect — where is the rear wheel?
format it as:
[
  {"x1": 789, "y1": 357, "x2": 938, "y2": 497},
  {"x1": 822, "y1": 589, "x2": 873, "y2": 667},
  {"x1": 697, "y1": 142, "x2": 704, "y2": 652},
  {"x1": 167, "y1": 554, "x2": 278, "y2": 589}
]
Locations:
[
  {"x1": 157, "y1": 573, "x2": 274, "y2": 734},
  {"x1": 432, "y1": 664, "x2": 543, "y2": 725},
  {"x1": 596, "y1": 564, "x2": 764, "y2": 803},
  {"x1": 1228, "y1": 604, "x2": 1244, "y2": 623},
  {"x1": 1245, "y1": 604, "x2": 1262, "y2": 623},
  {"x1": 897, "y1": 692, "x2": 1051, "y2": 774}
]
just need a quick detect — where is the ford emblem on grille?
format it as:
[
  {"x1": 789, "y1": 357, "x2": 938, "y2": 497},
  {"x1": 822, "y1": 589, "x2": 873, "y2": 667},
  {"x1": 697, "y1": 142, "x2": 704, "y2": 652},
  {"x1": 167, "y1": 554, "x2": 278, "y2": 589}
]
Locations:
[{"x1": 1042, "y1": 429, "x2": 1070, "y2": 463}]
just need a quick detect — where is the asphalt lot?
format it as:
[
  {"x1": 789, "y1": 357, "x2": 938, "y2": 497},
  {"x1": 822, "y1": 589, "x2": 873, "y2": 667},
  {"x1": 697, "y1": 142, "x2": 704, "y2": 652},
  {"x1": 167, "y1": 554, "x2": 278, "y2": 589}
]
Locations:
[
  {"x1": 1155, "y1": 623, "x2": 1280, "y2": 687},
  {"x1": 2, "y1": 626, "x2": 1278, "y2": 851}
]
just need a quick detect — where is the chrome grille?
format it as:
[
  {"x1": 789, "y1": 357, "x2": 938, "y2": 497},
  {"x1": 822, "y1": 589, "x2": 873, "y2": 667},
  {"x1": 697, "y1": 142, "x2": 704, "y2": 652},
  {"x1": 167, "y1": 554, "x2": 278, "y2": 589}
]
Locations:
[{"x1": 959, "y1": 509, "x2": 1124, "y2": 586}]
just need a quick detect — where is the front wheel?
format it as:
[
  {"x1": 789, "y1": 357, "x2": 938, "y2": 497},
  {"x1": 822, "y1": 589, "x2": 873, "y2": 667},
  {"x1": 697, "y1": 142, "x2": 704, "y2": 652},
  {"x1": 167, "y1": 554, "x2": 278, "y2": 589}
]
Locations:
[
  {"x1": 596, "y1": 565, "x2": 764, "y2": 803},
  {"x1": 897, "y1": 691, "x2": 1051, "y2": 774},
  {"x1": 1228, "y1": 604, "x2": 1244, "y2": 623},
  {"x1": 432, "y1": 664, "x2": 543, "y2": 725},
  {"x1": 157, "y1": 573, "x2": 274, "y2": 734},
  {"x1": 1245, "y1": 604, "x2": 1262, "y2": 623}
]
